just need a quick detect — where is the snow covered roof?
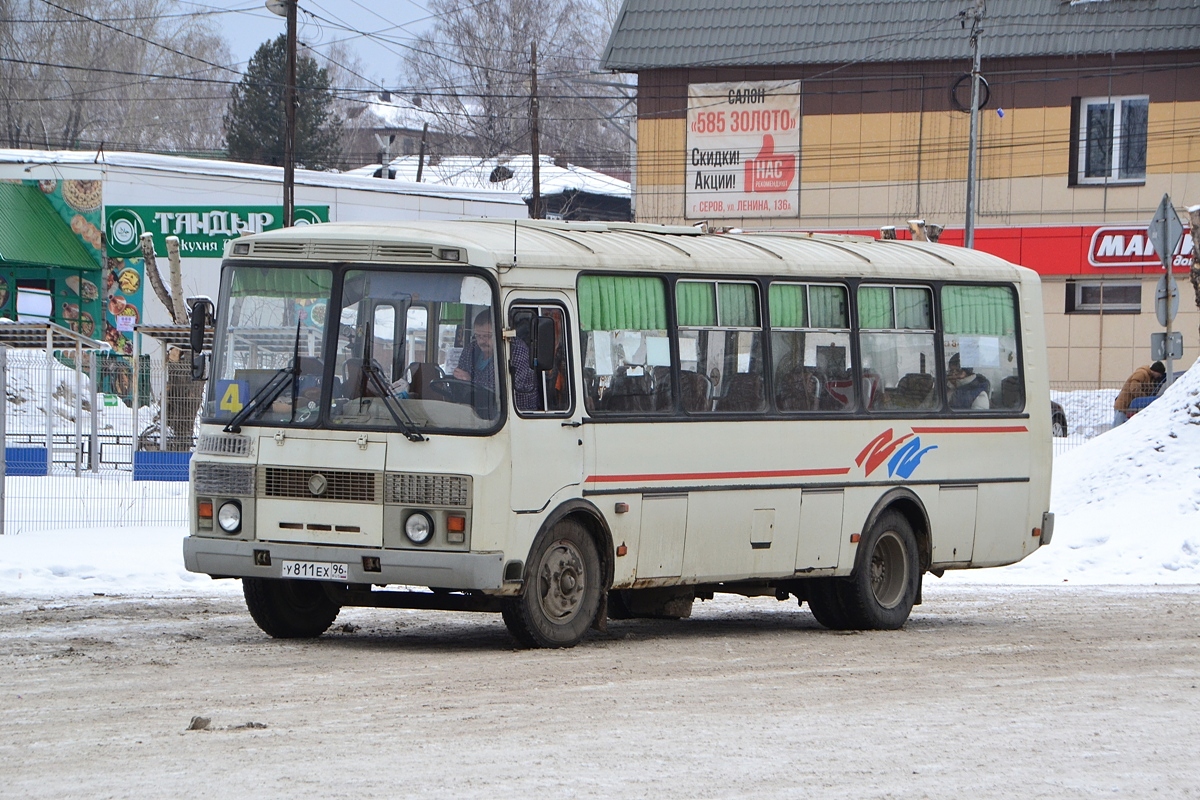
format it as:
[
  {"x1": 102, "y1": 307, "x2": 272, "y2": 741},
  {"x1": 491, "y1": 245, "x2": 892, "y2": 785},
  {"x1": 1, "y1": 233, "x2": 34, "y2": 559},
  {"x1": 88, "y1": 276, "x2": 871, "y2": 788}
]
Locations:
[
  {"x1": 364, "y1": 99, "x2": 442, "y2": 132},
  {"x1": 0, "y1": 149, "x2": 527, "y2": 208},
  {"x1": 346, "y1": 155, "x2": 631, "y2": 200}
]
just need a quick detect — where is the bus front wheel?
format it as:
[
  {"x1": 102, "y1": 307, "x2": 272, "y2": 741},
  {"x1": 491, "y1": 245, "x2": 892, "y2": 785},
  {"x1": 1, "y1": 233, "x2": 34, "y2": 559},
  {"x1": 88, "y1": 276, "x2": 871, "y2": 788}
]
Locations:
[
  {"x1": 243, "y1": 577, "x2": 340, "y2": 638},
  {"x1": 502, "y1": 519, "x2": 602, "y2": 648},
  {"x1": 840, "y1": 510, "x2": 920, "y2": 630}
]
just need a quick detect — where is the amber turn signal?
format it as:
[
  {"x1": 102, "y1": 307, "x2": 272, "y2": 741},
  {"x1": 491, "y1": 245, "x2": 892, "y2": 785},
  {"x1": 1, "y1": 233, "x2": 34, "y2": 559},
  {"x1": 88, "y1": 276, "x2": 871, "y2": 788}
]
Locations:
[
  {"x1": 198, "y1": 501, "x2": 213, "y2": 519},
  {"x1": 447, "y1": 515, "x2": 466, "y2": 533}
]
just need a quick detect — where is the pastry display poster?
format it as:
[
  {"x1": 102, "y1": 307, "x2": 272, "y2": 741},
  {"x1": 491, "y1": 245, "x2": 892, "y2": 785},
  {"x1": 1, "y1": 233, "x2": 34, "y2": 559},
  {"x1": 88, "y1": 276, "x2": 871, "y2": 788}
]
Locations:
[
  {"x1": 105, "y1": 205, "x2": 329, "y2": 259},
  {"x1": 7, "y1": 179, "x2": 106, "y2": 340}
]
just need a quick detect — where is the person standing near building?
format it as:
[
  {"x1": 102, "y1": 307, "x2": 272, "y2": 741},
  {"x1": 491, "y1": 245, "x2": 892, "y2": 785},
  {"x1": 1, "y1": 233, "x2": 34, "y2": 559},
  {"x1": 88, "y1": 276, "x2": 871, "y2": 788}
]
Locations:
[{"x1": 1113, "y1": 361, "x2": 1166, "y2": 426}]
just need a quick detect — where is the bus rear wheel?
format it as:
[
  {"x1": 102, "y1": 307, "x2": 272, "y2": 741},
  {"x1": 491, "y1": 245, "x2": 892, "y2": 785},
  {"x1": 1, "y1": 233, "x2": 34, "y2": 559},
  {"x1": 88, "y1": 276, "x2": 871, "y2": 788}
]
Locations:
[
  {"x1": 243, "y1": 577, "x2": 340, "y2": 638},
  {"x1": 502, "y1": 519, "x2": 602, "y2": 648},
  {"x1": 839, "y1": 510, "x2": 920, "y2": 630}
]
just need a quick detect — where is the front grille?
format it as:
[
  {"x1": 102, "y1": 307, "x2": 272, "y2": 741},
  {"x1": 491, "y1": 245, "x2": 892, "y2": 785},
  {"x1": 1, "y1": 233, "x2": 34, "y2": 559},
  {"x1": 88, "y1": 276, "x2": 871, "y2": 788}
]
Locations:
[
  {"x1": 194, "y1": 462, "x2": 255, "y2": 496},
  {"x1": 196, "y1": 433, "x2": 252, "y2": 458},
  {"x1": 260, "y1": 466, "x2": 380, "y2": 503},
  {"x1": 386, "y1": 473, "x2": 471, "y2": 507}
]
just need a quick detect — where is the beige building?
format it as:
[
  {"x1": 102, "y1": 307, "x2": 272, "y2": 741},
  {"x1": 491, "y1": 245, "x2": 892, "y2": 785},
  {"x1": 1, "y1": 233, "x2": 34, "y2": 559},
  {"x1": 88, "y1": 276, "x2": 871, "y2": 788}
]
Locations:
[{"x1": 602, "y1": 0, "x2": 1200, "y2": 382}]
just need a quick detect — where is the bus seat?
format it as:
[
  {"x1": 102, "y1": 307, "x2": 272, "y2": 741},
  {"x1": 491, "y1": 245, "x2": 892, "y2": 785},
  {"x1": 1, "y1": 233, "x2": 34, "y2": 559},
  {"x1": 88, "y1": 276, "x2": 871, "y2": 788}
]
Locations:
[
  {"x1": 892, "y1": 372, "x2": 936, "y2": 409},
  {"x1": 995, "y1": 375, "x2": 1024, "y2": 409},
  {"x1": 679, "y1": 370, "x2": 712, "y2": 412},
  {"x1": 405, "y1": 362, "x2": 442, "y2": 399},
  {"x1": 604, "y1": 366, "x2": 658, "y2": 412},
  {"x1": 776, "y1": 368, "x2": 820, "y2": 411},
  {"x1": 716, "y1": 373, "x2": 764, "y2": 412},
  {"x1": 343, "y1": 358, "x2": 388, "y2": 399}
]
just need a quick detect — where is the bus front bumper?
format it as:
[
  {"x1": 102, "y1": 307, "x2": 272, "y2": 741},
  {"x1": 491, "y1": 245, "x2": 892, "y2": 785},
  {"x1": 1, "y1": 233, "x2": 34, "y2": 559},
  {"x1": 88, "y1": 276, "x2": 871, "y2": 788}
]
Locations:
[{"x1": 183, "y1": 536, "x2": 506, "y2": 591}]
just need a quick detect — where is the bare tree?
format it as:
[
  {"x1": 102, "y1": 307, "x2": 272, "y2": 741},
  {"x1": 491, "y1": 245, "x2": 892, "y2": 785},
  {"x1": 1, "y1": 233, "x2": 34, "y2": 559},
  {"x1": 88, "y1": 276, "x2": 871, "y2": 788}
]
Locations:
[
  {"x1": 0, "y1": 0, "x2": 231, "y2": 152},
  {"x1": 403, "y1": 0, "x2": 629, "y2": 174}
]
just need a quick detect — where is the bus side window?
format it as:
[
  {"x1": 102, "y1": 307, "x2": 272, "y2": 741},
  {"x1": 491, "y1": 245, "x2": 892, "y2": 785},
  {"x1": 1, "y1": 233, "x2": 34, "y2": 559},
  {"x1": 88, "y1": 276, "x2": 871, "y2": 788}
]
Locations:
[
  {"x1": 577, "y1": 275, "x2": 673, "y2": 415},
  {"x1": 941, "y1": 285, "x2": 1021, "y2": 412},
  {"x1": 510, "y1": 304, "x2": 571, "y2": 415},
  {"x1": 858, "y1": 285, "x2": 939, "y2": 412},
  {"x1": 677, "y1": 280, "x2": 765, "y2": 413},
  {"x1": 769, "y1": 283, "x2": 854, "y2": 413}
]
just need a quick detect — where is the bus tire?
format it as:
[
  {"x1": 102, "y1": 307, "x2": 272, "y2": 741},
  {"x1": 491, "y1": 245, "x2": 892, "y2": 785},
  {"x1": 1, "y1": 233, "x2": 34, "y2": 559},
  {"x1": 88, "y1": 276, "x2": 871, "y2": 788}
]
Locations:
[
  {"x1": 840, "y1": 510, "x2": 920, "y2": 630},
  {"x1": 243, "y1": 577, "x2": 340, "y2": 638},
  {"x1": 502, "y1": 519, "x2": 602, "y2": 648},
  {"x1": 805, "y1": 578, "x2": 854, "y2": 630}
]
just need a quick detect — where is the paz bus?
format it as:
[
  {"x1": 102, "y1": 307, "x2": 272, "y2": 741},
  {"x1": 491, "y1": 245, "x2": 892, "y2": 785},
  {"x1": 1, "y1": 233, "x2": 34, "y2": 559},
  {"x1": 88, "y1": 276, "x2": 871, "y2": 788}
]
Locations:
[{"x1": 182, "y1": 220, "x2": 1053, "y2": 647}]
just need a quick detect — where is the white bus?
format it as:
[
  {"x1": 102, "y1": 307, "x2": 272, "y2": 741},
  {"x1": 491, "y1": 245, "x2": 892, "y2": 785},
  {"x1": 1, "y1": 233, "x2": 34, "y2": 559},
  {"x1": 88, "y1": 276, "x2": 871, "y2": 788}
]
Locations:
[{"x1": 183, "y1": 220, "x2": 1054, "y2": 647}]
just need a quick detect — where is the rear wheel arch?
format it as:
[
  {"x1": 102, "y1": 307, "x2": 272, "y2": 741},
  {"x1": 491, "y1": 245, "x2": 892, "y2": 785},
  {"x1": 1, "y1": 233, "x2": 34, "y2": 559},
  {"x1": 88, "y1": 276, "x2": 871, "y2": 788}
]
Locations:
[{"x1": 858, "y1": 489, "x2": 931, "y2": 574}]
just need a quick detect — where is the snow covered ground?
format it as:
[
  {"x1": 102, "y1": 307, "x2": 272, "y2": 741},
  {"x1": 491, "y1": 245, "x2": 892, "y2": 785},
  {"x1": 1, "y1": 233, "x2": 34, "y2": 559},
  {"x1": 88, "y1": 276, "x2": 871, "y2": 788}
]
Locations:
[{"x1": 2, "y1": 359, "x2": 1198, "y2": 597}]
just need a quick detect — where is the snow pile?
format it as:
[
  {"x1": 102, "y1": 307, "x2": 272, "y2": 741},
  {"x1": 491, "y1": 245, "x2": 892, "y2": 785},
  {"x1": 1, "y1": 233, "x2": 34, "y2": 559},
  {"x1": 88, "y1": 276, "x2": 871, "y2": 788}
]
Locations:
[
  {"x1": 0, "y1": 526, "x2": 238, "y2": 597},
  {"x1": 950, "y1": 357, "x2": 1200, "y2": 585}
]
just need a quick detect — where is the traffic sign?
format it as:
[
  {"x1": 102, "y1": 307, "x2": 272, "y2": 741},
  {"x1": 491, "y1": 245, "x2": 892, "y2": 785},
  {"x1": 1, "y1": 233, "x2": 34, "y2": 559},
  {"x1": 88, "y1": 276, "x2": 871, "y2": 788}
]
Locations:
[
  {"x1": 1155, "y1": 276, "x2": 1180, "y2": 326},
  {"x1": 1151, "y1": 331, "x2": 1183, "y2": 361},
  {"x1": 1147, "y1": 194, "x2": 1184, "y2": 270}
]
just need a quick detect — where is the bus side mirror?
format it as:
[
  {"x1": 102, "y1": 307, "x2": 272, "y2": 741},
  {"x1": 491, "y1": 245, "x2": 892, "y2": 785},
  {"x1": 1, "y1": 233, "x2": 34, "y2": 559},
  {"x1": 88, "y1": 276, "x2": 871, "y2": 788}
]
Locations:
[
  {"x1": 191, "y1": 351, "x2": 207, "y2": 381},
  {"x1": 188, "y1": 297, "x2": 213, "y2": 352},
  {"x1": 533, "y1": 316, "x2": 556, "y2": 372}
]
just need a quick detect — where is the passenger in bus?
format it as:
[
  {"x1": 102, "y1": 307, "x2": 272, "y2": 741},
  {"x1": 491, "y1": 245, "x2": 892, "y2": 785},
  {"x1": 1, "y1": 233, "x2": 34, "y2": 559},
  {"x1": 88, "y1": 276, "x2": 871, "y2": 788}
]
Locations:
[{"x1": 947, "y1": 353, "x2": 990, "y2": 409}]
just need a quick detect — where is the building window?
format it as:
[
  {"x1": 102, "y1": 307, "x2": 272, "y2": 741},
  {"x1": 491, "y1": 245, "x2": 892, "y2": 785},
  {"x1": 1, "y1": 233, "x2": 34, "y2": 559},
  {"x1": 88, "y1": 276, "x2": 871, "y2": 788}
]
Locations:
[
  {"x1": 1072, "y1": 95, "x2": 1148, "y2": 185},
  {"x1": 1065, "y1": 280, "x2": 1141, "y2": 314}
]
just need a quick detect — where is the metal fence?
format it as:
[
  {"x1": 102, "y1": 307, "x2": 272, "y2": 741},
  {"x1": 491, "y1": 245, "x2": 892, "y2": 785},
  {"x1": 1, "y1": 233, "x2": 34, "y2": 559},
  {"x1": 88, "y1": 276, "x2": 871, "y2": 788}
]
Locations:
[
  {"x1": 2, "y1": 350, "x2": 200, "y2": 533},
  {"x1": 1050, "y1": 381, "x2": 1124, "y2": 456},
  {"x1": 1, "y1": 349, "x2": 1133, "y2": 532}
]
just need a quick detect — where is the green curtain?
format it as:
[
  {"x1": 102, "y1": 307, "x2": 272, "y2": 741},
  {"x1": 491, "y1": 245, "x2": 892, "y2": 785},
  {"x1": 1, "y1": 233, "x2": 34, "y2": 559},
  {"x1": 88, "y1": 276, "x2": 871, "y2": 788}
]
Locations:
[
  {"x1": 942, "y1": 285, "x2": 1016, "y2": 336},
  {"x1": 810, "y1": 285, "x2": 847, "y2": 328},
  {"x1": 232, "y1": 267, "x2": 332, "y2": 299},
  {"x1": 676, "y1": 281, "x2": 716, "y2": 327},
  {"x1": 895, "y1": 287, "x2": 931, "y2": 329},
  {"x1": 858, "y1": 286, "x2": 892, "y2": 329},
  {"x1": 719, "y1": 282, "x2": 759, "y2": 327},
  {"x1": 769, "y1": 284, "x2": 806, "y2": 328},
  {"x1": 578, "y1": 275, "x2": 667, "y2": 331}
]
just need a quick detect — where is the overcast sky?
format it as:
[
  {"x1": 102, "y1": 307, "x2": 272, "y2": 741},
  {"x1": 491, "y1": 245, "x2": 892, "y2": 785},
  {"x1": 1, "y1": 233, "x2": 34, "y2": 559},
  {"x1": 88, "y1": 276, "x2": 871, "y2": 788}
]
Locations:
[{"x1": 201, "y1": 0, "x2": 433, "y2": 87}]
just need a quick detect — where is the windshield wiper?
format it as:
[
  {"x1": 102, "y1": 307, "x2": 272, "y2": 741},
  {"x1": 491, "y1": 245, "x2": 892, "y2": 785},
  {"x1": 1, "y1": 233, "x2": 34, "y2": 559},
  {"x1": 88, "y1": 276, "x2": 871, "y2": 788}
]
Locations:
[{"x1": 223, "y1": 321, "x2": 302, "y2": 433}]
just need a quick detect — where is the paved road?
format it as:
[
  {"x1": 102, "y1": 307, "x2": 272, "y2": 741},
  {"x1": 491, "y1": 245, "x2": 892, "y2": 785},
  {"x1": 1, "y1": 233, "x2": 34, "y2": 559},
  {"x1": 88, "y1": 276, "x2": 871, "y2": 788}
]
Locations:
[{"x1": 1, "y1": 585, "x2": 1198, "y2": 798}]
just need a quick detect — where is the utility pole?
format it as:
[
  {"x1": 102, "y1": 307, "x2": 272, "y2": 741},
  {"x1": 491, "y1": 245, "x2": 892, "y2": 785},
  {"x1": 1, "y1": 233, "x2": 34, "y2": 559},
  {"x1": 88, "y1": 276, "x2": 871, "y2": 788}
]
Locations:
[
  {"x1": 964, "y1": 0, "x2": 984, "y2": 249},
  {"x1": 416, "y1": 123, "x2": 429, "y2": 183},
  {"x1": 530, "y1": 42, "x2": 542, "y2": 220},
  {"x1": 269, "y1": 0, "x2": 298, "y2": 226}
]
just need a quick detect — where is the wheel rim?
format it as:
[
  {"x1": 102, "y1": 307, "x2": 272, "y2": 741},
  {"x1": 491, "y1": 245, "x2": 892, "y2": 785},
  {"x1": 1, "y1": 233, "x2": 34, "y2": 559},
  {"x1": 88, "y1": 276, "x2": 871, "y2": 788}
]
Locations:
[
  {"x1": 537, "y1": 539, "x2": 587, "y2": 624},
  {"x1": 869, "y1": 531, "x2": 908, "y2": 609}
]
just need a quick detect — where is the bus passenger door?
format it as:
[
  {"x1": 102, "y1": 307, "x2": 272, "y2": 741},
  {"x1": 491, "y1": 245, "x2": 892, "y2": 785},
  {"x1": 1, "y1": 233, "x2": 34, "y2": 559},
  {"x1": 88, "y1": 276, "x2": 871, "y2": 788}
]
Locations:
[{"x1": 506, "y1": 298, "x2": 583, "y2": 512}]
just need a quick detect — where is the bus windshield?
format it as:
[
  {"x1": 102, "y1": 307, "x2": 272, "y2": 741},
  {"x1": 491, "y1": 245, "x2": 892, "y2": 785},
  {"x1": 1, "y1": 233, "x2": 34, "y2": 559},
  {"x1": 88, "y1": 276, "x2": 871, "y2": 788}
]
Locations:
[
  {"x1": 327, "y1": 269, "x2": 500, "y2": 433},
  {"x1": 204, "y1": 265, "x2": 333, "y2": 426},
  {"x1": 205, "y1": 265, "x2": 502, "y2": 433}
]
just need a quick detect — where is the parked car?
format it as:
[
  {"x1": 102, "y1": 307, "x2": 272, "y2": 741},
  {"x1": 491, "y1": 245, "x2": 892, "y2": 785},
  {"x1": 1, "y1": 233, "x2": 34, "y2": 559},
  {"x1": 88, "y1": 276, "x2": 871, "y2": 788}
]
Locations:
[{"x1": 1051, "y1": 400, "x2": 1068, "y2": 437}]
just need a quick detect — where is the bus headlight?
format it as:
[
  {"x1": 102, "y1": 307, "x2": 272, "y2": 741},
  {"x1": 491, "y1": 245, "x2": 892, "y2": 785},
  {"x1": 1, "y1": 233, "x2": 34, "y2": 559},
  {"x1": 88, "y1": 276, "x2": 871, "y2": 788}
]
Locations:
[
  {"x1": 217, "y1": 501, "x2": 242, "y2": 533},
  {"x1": 404, "y1": 511, "x2": 433, "y2": 544}
]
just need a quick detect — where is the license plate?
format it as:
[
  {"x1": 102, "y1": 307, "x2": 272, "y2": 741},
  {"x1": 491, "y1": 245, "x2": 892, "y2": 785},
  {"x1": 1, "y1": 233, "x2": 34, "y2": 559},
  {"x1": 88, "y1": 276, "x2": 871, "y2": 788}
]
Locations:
[{"x1": 280, "y1": 560, "x2": 349, "y2": 581}]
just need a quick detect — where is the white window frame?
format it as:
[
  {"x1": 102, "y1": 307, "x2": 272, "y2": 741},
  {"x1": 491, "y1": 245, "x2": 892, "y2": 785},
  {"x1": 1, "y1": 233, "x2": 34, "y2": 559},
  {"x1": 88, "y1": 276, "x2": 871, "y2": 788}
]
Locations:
[
  {"x1": 1075, "y1": 94, "x2": 1149, "y2": 186},
  {"x1": 1067, "y1": 280, "x2": 1142, "y2": 314}
]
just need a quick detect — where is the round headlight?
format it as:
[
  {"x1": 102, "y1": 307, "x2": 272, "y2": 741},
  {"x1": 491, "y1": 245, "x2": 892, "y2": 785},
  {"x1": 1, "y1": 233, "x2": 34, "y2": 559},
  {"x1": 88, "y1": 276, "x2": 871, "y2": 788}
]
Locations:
[
  {"x1": 217, "y1": 501, "x2": 242, "y2": 533},
  {"x1": 404, "y1": 512, "x2": 433, "y2": 544}
]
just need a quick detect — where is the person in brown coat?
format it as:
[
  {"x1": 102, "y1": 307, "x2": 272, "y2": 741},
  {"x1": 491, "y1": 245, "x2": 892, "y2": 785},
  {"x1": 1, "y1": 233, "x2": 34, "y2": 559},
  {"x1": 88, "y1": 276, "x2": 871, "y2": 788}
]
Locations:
[{"x1": 1113, "y1": 361, "x2": 1166, "y2": 426}]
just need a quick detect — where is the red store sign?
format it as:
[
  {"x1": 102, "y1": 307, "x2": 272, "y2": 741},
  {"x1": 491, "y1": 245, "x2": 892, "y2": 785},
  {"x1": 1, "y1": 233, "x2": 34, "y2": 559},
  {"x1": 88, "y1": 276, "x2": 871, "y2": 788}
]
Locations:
[{"x1": 836, "y1": 224, "x2": 1194, "y2": 276}]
